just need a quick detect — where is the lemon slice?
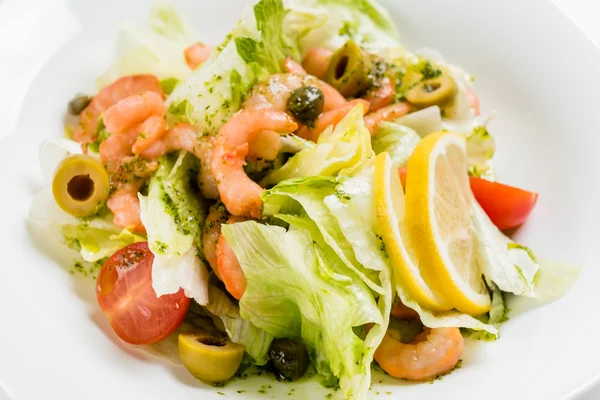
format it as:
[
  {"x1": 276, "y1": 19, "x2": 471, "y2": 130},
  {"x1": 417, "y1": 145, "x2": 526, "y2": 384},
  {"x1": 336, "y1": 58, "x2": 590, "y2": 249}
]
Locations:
[
  {"x1": 405, "y1": 132, "x2": 491, "y2": 315},
  {"x1": 374, "y1": 152, "x2": 450, "y2": 311}
]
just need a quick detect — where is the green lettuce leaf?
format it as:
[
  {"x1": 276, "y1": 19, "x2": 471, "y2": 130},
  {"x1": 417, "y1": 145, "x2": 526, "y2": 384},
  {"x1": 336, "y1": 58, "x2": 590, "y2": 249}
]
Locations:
[
  {"x1": 139, "y1": 151, "x2": 209, "y2": 304},
  {"x1": 262, "y1": 104, "x2": 373, "y2": 185},
  {"x1": 471, "y1": 202, "x2": 538, "y2": 297},
  {"x1": 96, "y1": 0, "x2": 195, "y2": 89},
  {"x1": 204, "y1": 285, "x2": 274, "y2": 364},
  {"x1": 167, "y1": 0, "x2": 300, "y2": 132},
  {"x1": 222, "y1": 221, "x2": 382, "y2": 397},
  {"x1": 372, "y1": 122, "x2": 421, "y2": 168},
  {"x1": 467, "y1": 125, "x2": 496, "y2": 180},
  {"x1": 262, "y1": 176, "x2": 382, "y2": 293},
  {"x1": 61, "y1": 223, "x2": 145, "y2": 263},
  {"x1": 285, "y1": 0, "x2": 399, "y2": 55}
]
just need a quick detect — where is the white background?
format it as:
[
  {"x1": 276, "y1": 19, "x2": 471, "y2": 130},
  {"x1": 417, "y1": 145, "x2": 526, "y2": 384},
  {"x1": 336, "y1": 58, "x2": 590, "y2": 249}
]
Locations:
[{"x1": 0, "y1": 0, "x2": 597, "y2": 399}]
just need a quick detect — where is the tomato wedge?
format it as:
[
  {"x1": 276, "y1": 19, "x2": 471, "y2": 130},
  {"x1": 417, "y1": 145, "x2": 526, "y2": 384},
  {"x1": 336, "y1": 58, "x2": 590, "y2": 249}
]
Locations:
[
  {"x1": 399, "y1": 168, "x2": 538, "y2": 231},
  {"x1": 96, "y1": 242, "x2": 190, "y2": 345}
]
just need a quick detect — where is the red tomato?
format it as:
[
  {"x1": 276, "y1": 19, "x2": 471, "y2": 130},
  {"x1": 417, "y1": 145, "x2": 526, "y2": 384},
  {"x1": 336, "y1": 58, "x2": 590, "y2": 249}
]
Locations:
[
  {"x1": 96, "y1": 242, "x2": 190, "y2": 345},
  {"x1": 398, "y1": 168, "x2": 538, "y2": 231},
  {"x1": 468, "y1": 176, "x2": 538, "y2": 230}
]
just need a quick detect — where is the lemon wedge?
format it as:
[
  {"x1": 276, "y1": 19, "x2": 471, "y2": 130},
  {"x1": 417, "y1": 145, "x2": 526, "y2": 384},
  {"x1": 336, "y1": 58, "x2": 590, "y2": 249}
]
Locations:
[
  {"x1": 405, "y1": 132, "x2": 491, "y2": 315},
  {"x1": 374, "y1": 152, "x2": 450, "y2": 311}
]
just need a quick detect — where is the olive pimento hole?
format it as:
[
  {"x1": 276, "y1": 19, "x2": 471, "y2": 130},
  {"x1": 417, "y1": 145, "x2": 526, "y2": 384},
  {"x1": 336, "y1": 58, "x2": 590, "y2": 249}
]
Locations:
[
  {"x1": 198, "y1": 337, "x2": 226, "y2": 347},
  {"x1": 423, "y1": 82, "x2": 441, "y2": 93},
  {"x1": 335, "y1": 55, "x2": 349, "y2": 80},
  {"x1": 67, "y1": 174, "x2": 95, "y2": 201}
]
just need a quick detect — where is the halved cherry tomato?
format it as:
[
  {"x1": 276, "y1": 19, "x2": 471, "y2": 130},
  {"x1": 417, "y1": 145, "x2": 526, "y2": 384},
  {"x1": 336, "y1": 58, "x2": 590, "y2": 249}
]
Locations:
[
  {"x1": 399, "y1": 168, "x2": 538, "y2": 231},
  {"x1": 96, "y1": 242, "x2": 190, "y2": 345}
]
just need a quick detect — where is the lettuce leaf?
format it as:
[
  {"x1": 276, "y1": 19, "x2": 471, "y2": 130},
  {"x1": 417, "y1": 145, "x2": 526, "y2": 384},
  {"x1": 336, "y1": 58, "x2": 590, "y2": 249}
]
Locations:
[
  {"x1": 96, "y1": 0, "x2": 195, "y2": 89},
  {"x1": 371, "y1": 122, "x2": 420, "y2": 168},
  {"x1": 467, "y1": 125, "x2": 496, "y2": 180},
  {"x1": 471, "y1": 202, "x2": 538, "y2": 297},
  {"x1": 167, "y1": 0, "x2": 300, "y2": 133},
  {"x1": 204, "y1": 285, "x2": 274, "y2": 364},
  {"x1": 285, "y1": 0, "x2": 399, "y2": 55},
  {"x1": 139, "y1": 151, "x2": 209, "y2": 305},
  {"x1": 60, "y1": 223, "x2": 145, "y2": 263},
  {"x1": 222, "y1": 221, "x2": 382, "y2": 397},
  {"x1": 394, "y1": 106, "x2": 443, "y2": 137},
  {"x1": 262, "y1": 105, "x2": 373, "y2": 185}
]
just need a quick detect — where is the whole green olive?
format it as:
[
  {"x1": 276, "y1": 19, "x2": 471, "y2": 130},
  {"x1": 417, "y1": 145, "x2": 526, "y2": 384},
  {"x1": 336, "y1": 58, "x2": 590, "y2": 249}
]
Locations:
[
  {"x1": 404, "y1": 75, "x2": 457, "y2": 109},
  {"x1": 325, "y1": 40, "x2": 371, "y2": 97},
  {"x1": 68, "y1": 94, "x2": 93, "y2": 115},
  {"x1": 52, "y1": 155, "x2": 110, "y2": 217},
  {"x1": 286, "y1": 86, "x2": 325, "y2": 128},
  {"x1": 268, "y1": 338, "x2": 309, "y2": 381}
]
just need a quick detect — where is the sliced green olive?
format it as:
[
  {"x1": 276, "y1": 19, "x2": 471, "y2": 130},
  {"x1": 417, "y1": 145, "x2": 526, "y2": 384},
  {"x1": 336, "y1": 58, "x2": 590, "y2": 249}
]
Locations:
[
  {"x1": 68, "y1": 94, "x2": 93, "y2": 115},
  {"x1": 325, "y1": 40, "x2": 371, "y2": 97},
  {"x1": 405, "y1": 75, "x2": 457, "y2": 109},
  {"x1": 286, "y1": 86, "x2": 324, "y2": 127},
  {"x1": 52, "y1": 155, "x2": 110, "y2": 217},
  {"x1": 178, "y1": 332, "x2": 244, "y2": 383},
  {"x1": 268, "y1": 338, "x2": 309, "y2": 381}
]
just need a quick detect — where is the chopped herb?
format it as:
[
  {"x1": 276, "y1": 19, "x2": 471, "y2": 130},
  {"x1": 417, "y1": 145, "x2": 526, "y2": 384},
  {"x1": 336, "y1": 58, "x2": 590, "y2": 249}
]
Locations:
[{"x1": 160, "y1": 77, "x2": 179, "y2": 95}]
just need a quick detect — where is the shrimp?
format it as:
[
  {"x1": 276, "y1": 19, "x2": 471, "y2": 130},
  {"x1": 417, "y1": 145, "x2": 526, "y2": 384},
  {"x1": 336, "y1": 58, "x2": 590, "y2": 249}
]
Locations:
[
  {"x1": 106, "y1": 158, "x2": 158, "y2": 233},
  {"x1": 297, "y1": 98, "x2": 370, "y2": 142},
  {"x1": 74, "y1": 74, "x2": 162, "y2": 145},
  {"x1": 202, "y1": 203, "x2": 228, "y2": 276},
  {"x1": 211, "y1": 108, "x2": 298, "y2": 218},
  {"x1": 244, "y1": 73, "x2": 345, "y2": 113},
  {"x1": 107, "y1": 183, "x2": 146, "y2": 233},
  {"x1": 99, "y1": 124, "x2": 140, "y2": 173},
  {"x1": 374, "y1": 327, "x2": 464, "y2": 381},
  {"x1": 216, "y1": 216, "x2": 247, "y2": 300},
  {"x1": 103, "y1": 91, "x2": 165, "y2": 134},
  {"x1": 131, "y1": 115, "x2": 167, "y2": 155},
  {"x1": 247, "y1": 130, "x2": 281, "y2": 161},
  {"x1": 302, "y1": 47, "x2": 333, "y2": 80},
  {"x1": 283, "y1": 56, "x2": 307, "y2": 75},
  {"x1": 364, "y1": 102, "x2": 413, "y2": 134},
  {"x1": 364, "y1": 75, "x2": 396, "y2": 112},
  {"x1": 465, "y1": 86, "x2": 481, "y2": 116},
  {"x1": 391, "y1": 298, "x2": 419, "y2": 320},
  {"x1": 139, "y1": 122, "x2": 220, "y2": 199},
  {"x1": 185, "y1": 43, "x2": 213, "y2": 70}
]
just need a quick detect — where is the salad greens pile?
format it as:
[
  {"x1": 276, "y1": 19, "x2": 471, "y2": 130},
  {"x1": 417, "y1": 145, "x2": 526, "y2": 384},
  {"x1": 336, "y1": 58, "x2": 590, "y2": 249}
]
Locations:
[{"x1": 28, "y1": 0, "x2": 580, "y2": 398}]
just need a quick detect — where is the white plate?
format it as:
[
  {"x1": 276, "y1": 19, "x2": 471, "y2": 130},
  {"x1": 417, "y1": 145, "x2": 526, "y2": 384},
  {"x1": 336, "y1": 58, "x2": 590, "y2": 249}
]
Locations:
[{"x1": 0, "y1": 1, "x2": 599, "y2": 399}]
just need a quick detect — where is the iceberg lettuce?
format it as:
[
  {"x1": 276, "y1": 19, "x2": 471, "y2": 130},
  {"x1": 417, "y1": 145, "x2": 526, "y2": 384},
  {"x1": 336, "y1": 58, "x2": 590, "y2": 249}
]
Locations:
[
  {"x1": 139, "y1": 151, "x2": 209, "y2": 305},
  {"x1": 97, "y1": 0, "x2": 196, "y2": 89},
  {"x1": 222, "y1": 221, "x2": 382, "y2": 398},
  {"x1": 371, "y1": 122, "x2": 420, "y2": 168},
  {"x1": 167, "y1": 0, "x2": 300, "y2": 133},
  {"x1": 262, "y1": 104, "x2": 373, "y2": 185}
]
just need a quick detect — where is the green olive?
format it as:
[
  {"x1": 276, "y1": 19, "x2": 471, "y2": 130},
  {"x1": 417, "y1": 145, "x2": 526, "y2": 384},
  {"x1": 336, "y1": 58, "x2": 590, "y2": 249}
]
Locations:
[
  {"x1": 404, "y1": 75, "x2": 457, "y2": 109},
  {"x1": 268, "y1": 338, "x2": 309, "y2": 381},
  {"x1": 68, "y1": 94, "x2": 93, "y2": 115},
  {"x1": 178, "y1": 332, "x2": 244, "y2": 383},
  {"x1": 286, "y1": 86, "x2": 324, "y2": 127},
  {"x1": 52, "y1": 155, "x2": 110, "y2": 217},
  {"x1": 325, "y1": 40, "x2": 371, "y2": 97}
]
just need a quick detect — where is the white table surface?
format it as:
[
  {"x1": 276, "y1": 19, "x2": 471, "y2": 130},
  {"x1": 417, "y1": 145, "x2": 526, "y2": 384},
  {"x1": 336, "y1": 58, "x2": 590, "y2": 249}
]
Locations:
[{"x1": 0, "y1": 0, "x2": 598, "y2": 399}]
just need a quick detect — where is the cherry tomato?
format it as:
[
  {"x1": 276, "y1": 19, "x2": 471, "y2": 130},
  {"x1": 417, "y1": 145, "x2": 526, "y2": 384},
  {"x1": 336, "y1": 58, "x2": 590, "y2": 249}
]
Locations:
[
  {"x1": 96, "y1": 242, "x2": 190, "y2": 345},
  {"x1": 468, "y1": 176, "x2": 538, "y2": 230},
  {"x1": 399, "y1": 168, "x2": 538, "y2": 231}
]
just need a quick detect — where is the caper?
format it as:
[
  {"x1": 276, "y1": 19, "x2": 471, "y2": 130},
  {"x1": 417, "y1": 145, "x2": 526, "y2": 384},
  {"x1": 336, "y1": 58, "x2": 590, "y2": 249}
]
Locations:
[
  {"x1": 286, "y1": 86, "x2": 324, "y2": 128},
  {"x1": 268, "y1": 338, "x2": 309, "y2": 381},
  {"x1": 325, "y1": 40, "x2": 371, "y2": 97},
  {"x1": 68, "y1": 94, "x2": 93, "y2": 115},
  {"x1": 178, "y1": 332, "x2": 244, "y2": 383},
  {"x1": 52, "y1": 155, "x2": 110, "y2": 217},
  {"x1": 404, "y1": 75, "x2": 457, "y2": 109}
]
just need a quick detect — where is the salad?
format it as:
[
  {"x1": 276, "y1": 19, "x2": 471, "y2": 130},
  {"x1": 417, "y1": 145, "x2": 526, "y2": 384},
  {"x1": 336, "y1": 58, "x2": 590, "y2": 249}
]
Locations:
[{"x1": 29, "y1": 0, "x2": 580, "y2": 398}]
